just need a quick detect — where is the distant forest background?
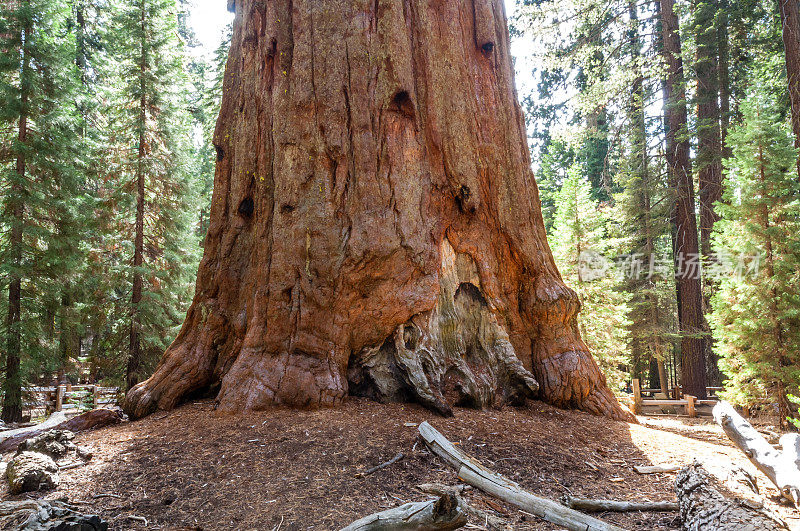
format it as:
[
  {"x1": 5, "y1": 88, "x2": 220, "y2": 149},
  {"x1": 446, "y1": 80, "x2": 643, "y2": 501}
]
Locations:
[{"x1": 1, "y1": 0, "x2": 799, "y2": 427}]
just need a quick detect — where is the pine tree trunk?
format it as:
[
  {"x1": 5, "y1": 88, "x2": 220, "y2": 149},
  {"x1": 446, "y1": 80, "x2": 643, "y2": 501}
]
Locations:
[
  {"x1": 694, "y1": 0, "x2": 723, "y2": 387},
  {"x1": 2, "y1": 11, "x2": 30, "y2": 424},
  {"x1": 695, "y1": 0, "x2": 722, "y2": 260},
  {"x1": 780, "y1": 0, "x2": 800, "y2": 178},
  {"x1": 718, "y1": 0, "x2": 731, "y2": 160},
  {"x1": 630, "y1": 1, "x2": 670, "y2": 399},
  {"x1": 126, "y1": 1, "x2": 147, "y2": 391},
  {"x1": 124, "y1": 0, "x2": 631, "y2": 421},
  {"x1": 660, "y1": 0, "x2": 708, "y2": 399}
]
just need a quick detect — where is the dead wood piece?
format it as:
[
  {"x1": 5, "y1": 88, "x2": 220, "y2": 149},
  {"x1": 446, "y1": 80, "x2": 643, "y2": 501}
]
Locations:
[
  {"x1": 0, "y1": 408, "x2": 122, "y2": 454},
  {"x1": 18, "y1": 429, "x2": 77, "y2": 459},
  {"x1": 6, "y1": 451, "x2": 59, "y2": 494},
  {"x1": 93, "y1": 493, "x2": 122, "y2": 499},
  {"x1": 58, "y1": 460, "x2": 88, "y2": 471},
  {"x1": 562, "y1": 496, "x2": 678, "y2": 512},
  {"x1": 0, "y1": 499, "x2": 107, "y2": 530},
  {"x1": 355, "y1": 452, "x2": 404, "y2": 478},
  {"x1": 713, "y1": 401, "x2": 800, "y2": 507},
  {"x1": 417, "y1": 483, "x2": 509, "y2": 530},
  {"x1": 780, "y1": 433, "x2": 800, "y2": 470},
  {"x1": 339, "y1": 492, "x2": 467, "y2": 530},
  {"x1": 675, "y1": 461, "x2": 787, "y2": 530},
  {"x1": 127, "y1": 515, "x2": 149, "y2": 526},
  {"x1": 0, "y1": 412, "x2": 66, "y2": 444},
  {"x1": 417, "y1": 422, "x2": 627, "y2": 531},
  {"x1": 633, "y1": 464, "x2": 681, "y2": 474}
]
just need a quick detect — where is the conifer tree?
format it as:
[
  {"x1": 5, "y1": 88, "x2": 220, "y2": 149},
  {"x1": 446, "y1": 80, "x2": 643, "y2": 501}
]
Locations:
[
  {"x1": 614, "y1": 0, "x2": 675, "y2": 392},
  {"x1": 105, "y1": 0, "x2": 199, "y2": 389},
  {"x1": 710, "y1": 81, "x2": 800, "y2": 427},
  {"x1": 551, "y1": 166, "x2": 631, "y2": 389},
  {"x1": 0, "y1": 0, "x2": 87, "y2": 421}
]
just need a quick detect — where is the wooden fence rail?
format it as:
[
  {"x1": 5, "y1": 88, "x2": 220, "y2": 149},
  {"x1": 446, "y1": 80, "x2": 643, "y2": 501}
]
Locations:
[
  {"x1": 629, "y1": 379, "x2": 720, "y2": 417},
  {"x1": 22, "y1": 385, "x2": 119, "y2": 416}
]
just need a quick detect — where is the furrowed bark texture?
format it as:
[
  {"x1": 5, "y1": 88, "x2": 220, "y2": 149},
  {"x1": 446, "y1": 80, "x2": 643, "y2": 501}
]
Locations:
[
  {"x1": 124, "y1": 0, "x2": 629, "y2": 420},
  {"x1": 659, "y1": 0, "x2": 708, "y2": 399},
  {"x1": 780, "y1": 0, "x2": 800, "y2": 178}
]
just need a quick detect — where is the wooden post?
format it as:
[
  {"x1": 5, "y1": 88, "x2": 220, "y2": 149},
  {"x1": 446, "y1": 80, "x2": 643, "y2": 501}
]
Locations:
[
  {"x1": 92, "y1": 385, "x2": 99, "y2": 409},
  {"x1": 685, "y1": 394, "x2": 697, "y2": 418},
  {"x1": 55, "y1": 385, "x2": 64, "y2": 413},
  {"x1": 632, "y1": 379, "x2": 642, "y2": 414}
]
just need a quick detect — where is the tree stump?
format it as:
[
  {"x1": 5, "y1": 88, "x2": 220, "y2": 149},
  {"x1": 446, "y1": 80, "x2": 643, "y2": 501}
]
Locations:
[
  {"x1": 124, "y1": 0, "x2": 630, "y2": 421},
  {"x1": 6, "y1": 451, "x2": 59, "y2": 494}
]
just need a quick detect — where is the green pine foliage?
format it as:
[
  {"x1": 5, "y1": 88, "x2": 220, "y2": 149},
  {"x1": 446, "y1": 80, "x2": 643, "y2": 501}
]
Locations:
[
  {"x1": 550, "y1": 165, "x2": 631, "y2": 390},
  {"x1": 0, "y1": 0, "x2": 91, "y2": 420},
  {"x1": 98, "y1": 0, "x2": 201, "y2": 386},
  {"x1": 710, "y1": 80, "x2": 800, "y2": 427},
  {"x1": 0, "y1": 0, "x2": 216, "y2": 413}
]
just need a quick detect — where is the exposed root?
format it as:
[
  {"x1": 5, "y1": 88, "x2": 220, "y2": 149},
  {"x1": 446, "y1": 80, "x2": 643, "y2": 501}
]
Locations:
[{"x1": 347, "y1": 240, "x2": 539, "y2": 415}]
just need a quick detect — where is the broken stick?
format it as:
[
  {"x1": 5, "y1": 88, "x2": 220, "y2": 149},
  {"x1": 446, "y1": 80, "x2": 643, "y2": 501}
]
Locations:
[
  {"x1": 633, "y1": 464, "x2": 680, "y2": 474},
  {"x1": 355, "y1": 452, "x2": 404, "y2": 478},
  {"x1": 563, "y1": 496, "x2": 678, "y2": 512},
  {"x1": 713, "y1": 401, "x2": 800, "y2": 507},
  {"x1": 339, "y1": 492, "x2": 467, "y2": 530},
  {"x1": 418, "y1": 422, "x2": 627, "y2": 531}
]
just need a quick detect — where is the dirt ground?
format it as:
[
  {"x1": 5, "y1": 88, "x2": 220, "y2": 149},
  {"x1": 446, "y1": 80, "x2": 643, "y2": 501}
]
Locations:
[{"x1": 2, "y1": 398, "x2": 798, "y2": 530}]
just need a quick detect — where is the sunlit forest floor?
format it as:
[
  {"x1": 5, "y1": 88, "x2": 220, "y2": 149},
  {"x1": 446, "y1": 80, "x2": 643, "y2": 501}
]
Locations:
[{"x1": 2, "y1": 398, "x2": 797, "y2": 530}]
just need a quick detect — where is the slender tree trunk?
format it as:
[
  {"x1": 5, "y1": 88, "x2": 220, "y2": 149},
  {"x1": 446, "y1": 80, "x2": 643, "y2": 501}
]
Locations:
[
  {"x1": 126, "y1": 0, "x2": 147, "y2": 391},
  {"x1": 660, "y1": 0, "x2": 708, "y2": 399},
  {"x1": 694, "y1": 0, "x2": 723, "y2": 261},
  {"x1": 780, "y1": 0, "x2": 800, "y2": 178},
  {"x1": 630, "y1": 1, "x2": 670, "y2": 398},
  {"x1": 694, "y1": 0, "x2": 723, "y2": 387},
  {"x1": 124, "y1": 0, "x2": 631, "y2": 421},
  {"x1": 2, "y1": 11, "x2": 31, "y2": 423},
  {"x1": 718, "y1": 0, "x2": 731, "y2": 160}
]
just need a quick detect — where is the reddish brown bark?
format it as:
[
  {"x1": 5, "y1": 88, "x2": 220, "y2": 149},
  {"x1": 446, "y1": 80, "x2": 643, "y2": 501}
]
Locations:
[
  {"x1": 694, "y1": 0, "x2": 722, "y2": 261},
  {"x1": 126, "y1": 1, "x2": 148, "y2": 391},
  {"x1": 693, "y1": 0, "x2": 723, "y2": 387},
  {"x1": 660, "y1": 0, "x2": 708, "y2": 399},
  {"x1": 124, "y1": 0, "x2": 631, "y2": 421},
  {"x1": 2, "y1": 7, "x2": 29, "y2": 424},
  {"x1": 781, "y1": 0, "x2": 800, "y2": 178}
]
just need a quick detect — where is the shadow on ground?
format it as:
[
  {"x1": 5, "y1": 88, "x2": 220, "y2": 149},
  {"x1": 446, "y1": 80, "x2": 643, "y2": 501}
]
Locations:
[{"x1": 2, "y1": 398, "x2": 705, "y2": 529}]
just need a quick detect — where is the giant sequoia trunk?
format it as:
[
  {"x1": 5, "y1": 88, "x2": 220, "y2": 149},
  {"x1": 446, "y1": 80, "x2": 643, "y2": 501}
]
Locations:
[{"x1": 124, "y1": 0, "x2": 630, "y2": 421}]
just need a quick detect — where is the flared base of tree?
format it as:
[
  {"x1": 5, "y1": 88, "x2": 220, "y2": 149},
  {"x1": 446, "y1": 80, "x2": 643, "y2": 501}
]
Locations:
[
  {"x1": 124, "y1": 0, "x2": 631, "y2": 423},
  {"x1": 125, "y1": 242, "x2": 630, "y2": 421}
]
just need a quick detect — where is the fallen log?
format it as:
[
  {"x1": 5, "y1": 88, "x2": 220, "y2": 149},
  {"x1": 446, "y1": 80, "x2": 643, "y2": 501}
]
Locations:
[
  {"x1": 339, "y1": 492, "x2": 467, "y2": 530},
  {"x1": 0, "y1": 408, "x2": 122, "y2": 454},
  {"x1": 780, "y1": 433, "x2": 800, "y2": 469},
  {"x1": 417, "y1": 483, "x2": 508, "y2": 530},
  {"x1": 0, "y1": 412, "x2": 67, "y2": 443},
  {"x1": 675, "y1": 461, "x2": 787, "y2": 530},
  {"x1": 562, "y1": 496, "x2": 678, "y2": 512},
  {"x1": 713, "y1": 401, "x2": 800, "y2": 507},
  {"x1": 417, "y1": 422, "x2": 626, "y2": 531}
]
